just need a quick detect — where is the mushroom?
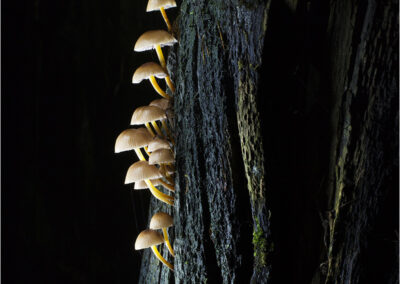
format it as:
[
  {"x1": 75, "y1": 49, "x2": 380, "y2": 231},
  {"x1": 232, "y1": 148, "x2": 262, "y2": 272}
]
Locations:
[
  {"x1": 146, "y1": 0, "x2": 177, "y2": 32},
  {"x1": 134, "y1": 30, "x2": 177, "y2": 70},
  {"x1": 125, "y1": 160, "x2": 173, "y2": 205},
  {"x1": 148, "y1": 136, "x2": 171, "y2": 152},
  {"x1": 134, "y1": 179, "x2": 161, "y2": 189},
  {"x1": 149, "y1": 149, "x2": 175, "y2": 188},
  {"x1": 132, "y1": 62, "x2": 173, "y2": 98},
  {"x1": 150, "y1": 212, "x2": 175, "y2": 257},
  {"x1": 114, "y1": 128, "x2": 153, "y2": 161},
  {"x1": 149, "y1": 98, "x2": 170, "y2": 110},
  {"x1": 135, "y1": 229, "x2": 173, "y2": 270},
  {"x1": 131, "y1": 105, "x2": 167, "y2": 138}
]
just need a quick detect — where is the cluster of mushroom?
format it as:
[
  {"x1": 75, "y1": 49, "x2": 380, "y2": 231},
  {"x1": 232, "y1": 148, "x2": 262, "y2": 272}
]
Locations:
[{"x1": 114, "y1": 0, "x2": 177, "y2": 272}]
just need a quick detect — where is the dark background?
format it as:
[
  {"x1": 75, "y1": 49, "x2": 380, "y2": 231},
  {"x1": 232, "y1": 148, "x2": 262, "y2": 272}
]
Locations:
[{"x1": 2, "y1": 0, "x2": 177, "y2": 282}]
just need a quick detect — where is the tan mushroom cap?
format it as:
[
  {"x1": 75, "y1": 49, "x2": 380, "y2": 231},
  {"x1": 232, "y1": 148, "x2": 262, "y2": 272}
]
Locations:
[
  {"x1": 148, "y1": 136, "x2": 171, "y2": 152},
  {"x1": 132, "y1": 62, "x2": 167, "y2": 84},
  {"x1": 134, "y1": 30, "x2": 177, "y2": 52},
  {"x1": 135, "y1": 229, "x2": 164, "y2": 250},
  {"x1": 150, "y1": 212, "x2": 173, "y2": 229},
  {"x1": 131, "y1": 106, "x2": 166, "y2": 125},
  {"x1": 125, "y1": 161, "x2": 163, "y2": 184},
  {"x1": 149, "y1": 149, "x2": 174, "y2": 165},
  {"x1": 134, "y1": 179, "x2": 161, "y2": 190},
  {"x1": 146, "y1": 0, "x2": 177, "y2": 11},
  {"x1": 115, "y1": 128, "x2": 153, "y2": 153},
  {"x1": 149, "y1": 98, "x2": 170, "y2": 110}
]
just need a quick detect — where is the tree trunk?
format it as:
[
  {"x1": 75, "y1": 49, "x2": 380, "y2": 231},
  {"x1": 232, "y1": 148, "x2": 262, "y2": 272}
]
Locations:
[{"x1": 137, "y1": 0, "x2": 398, "y2": 283}]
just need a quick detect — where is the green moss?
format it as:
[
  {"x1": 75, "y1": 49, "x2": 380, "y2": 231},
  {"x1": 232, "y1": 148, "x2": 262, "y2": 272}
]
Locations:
[{"x1": 252, "y1": 217, "x2": 268, "y2": 269}]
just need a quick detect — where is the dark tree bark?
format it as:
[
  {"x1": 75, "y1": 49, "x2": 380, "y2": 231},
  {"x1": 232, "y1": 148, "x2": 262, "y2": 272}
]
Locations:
[{"x1": 137, "y1": 0, "x2": 398, "y2": 283}]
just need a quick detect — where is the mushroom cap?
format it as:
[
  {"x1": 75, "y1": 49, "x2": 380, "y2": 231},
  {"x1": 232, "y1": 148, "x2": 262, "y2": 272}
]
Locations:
[
  {"x1": 148, "y1": 136, "x2": 171, "y2": 152},
  {"x1": 150, "y1": 211, "x2": 173, "y2": 229},
  {"x1": 115, "y1": 128, "x2": 153, "y2": 153},
  {"x1": 134, "y1": 30, "x2": 177, "y2": 52},
  {"x1": 132, "y1": 62, "x2": 167, "y2": 84},
  {"x1": 131, "y1": 106, "x2": 166, "y2": 125},
  {"x1": 125, "y1": 161, "x2": 163, "y2": 184},
  {"x1": 149, "y1": 149, "x2": 174, "y2": 165},
  {"x1": 135, "y1": 229, "x2": 164, "y2": 250},
  {"x1": 134, "y1": 179, "x2": 161, "y2": 190},
  {"x1": 146, "y1": 0, "x2": 177, "y2": 11},
  {"x1": 149, "y1": 98, "x2": 170, "y2": 110}
]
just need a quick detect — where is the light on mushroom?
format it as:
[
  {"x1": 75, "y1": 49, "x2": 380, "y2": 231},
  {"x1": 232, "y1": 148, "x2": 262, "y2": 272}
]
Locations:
[
  {"x1": 125, "y1": 160, "x2": 173, "y2": 205},
  {"x1": 135, "y1": 229, "x2": 174, "y2": 270},
  {"x1": 150, "y1": 212, "x2": 175, "y2": 257},
  {"x1": 115, "y1": 128, "x2": 153, "y2": 161},
  {"x1": 132, "y1": 62, "x2": 171, "y2": 99},
  {"x1": 131, "y1": 106, "x2": 167, "y2": 138},
  {"x1": 146, "y1": 0, "x2": 177, "y2": 32}
]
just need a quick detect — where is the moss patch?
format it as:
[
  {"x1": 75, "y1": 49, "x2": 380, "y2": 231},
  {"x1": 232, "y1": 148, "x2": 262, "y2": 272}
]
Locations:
[{"x1": 252, "y1": 217, "x2": 270, "y2": 269}]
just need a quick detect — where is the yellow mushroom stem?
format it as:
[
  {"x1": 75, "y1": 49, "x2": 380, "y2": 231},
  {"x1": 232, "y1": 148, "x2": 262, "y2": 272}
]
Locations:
[
  {"x1": 160, "y1": 7, "x2": 172, "y2": 32},
  {"x1": 151, "y1": 121, "x2": 165, "y2": 137},
  {"x1": 149, "y1": 75, "x2": 170, "y2": 99},
  {"x1": 151, "y1": 245, "x2": 174, "y2": 270},
  {"x1": 161, "y1": 165, "x2": 175, "y2": 184},
  {"x1": 161, "y1": 120, "x2": 174, "y2": 144},
  {"x1": 144, "y1": 146, "x2": 151, "y2": 156},
  {"x1": 162, "y1": 227, "x2": 175, "y2": 257},
  {"x1": 145, "y1": 122, "x2": 156, "y2": 137},
  {"x1": 158, "y1": 179, "x2": 175, "y2": 192},
  {"x1": 155, "y1": 44, "x2": 166, "y2": 69},
  {"x1": 144, "y1": 179, "x2": 174, "y2": 205},
  {"x1": 134, "y1": 148, "x2": 146, "y2": 161},
  {"x1": 165, "y1": 76, "x2": 175, "y2": 93}
]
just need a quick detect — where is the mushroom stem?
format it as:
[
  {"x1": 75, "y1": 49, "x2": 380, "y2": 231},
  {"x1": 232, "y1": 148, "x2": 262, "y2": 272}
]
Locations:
[
  {"x1": 159, "y1": 179, "x2": 175, "y2": 192},
  {"x1": 145, "y1": 179, "x2": 174, "y2": 205},
  {"x1": 161, "y1": 120, "x2": 174, "y2": 144},
  {"x1": 149, "y1": 75, "x2": 170, "y2": 99},
  {"x1": 145, "y1": 123, "x2": 156, "y2": 137},
  {"x1": 160, "y1": 7, "x2": 172, "y2": 32},
  {"x1": 144, "y1": 146, "x2": 151, "y2": 156},
  {"x1": 165, "y1": 76, "x2": 175, "y2": 92},
  {"x1": 155, "y1": 44, "x2": 166, "y2": 69},
  {"x1": 151, "y1": 121, "x2": 165, "y2": 137},
  {"x1": 151, "y1": 245, "x2": 174, "y2": 270},
  {"x1": 134, "y1": 148, "x2": 146, "y2": 161},
  {"x1": 162, "y1": 227, "x2": 175, "y2": 257}
]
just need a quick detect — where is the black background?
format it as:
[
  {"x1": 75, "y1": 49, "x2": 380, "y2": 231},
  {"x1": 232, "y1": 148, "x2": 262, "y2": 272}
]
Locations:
[{"x1": 2, "y1": 0, "x2": 177, "y2": 282}]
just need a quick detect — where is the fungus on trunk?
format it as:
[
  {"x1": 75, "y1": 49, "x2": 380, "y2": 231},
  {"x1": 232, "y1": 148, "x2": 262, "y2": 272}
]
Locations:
[
  {"x1": 131, "y1": 105, "x2": 167, "y2": 138},
  {"x1": 146, "y1": 0, "x2": 177, "y2": 32},
  {"x1": 132, "y1": 62, "x2": 173, "y2": 98},
  {"x1": 148, "y1": 136, "x2": 171, "y2": 152},
  {"x1": 125, "y1": 160, "x2": 173, "y2": 205},
  {"x1": 134, "y1": 30, "x2": 177, "y2": 91},
  {"x1": 150, "y1": 212, "x2": 175, "y2": 257},
  {"x1": 135, "y1": 229, "x2": 173, "y2": 271},
  {"x1": 149, "y1": 98, "x2": 174, "y2": 142},
  {"x1": 114, "y1": 128, "x2": 152, "y2": 161},
  {"x1": 149, "y1": 148, "x2": 175, "y2": 187}
]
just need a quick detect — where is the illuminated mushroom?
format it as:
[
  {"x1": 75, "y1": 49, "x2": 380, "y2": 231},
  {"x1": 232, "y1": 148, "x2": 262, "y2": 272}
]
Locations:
[
  {"x1": 125, "y1": 160, "x2": 173, "y2": 205},
  {"x1": 134, "y1": 30, "x2": 177, "y2": 91},
  {"x1": 148, "y1": 136, "x2": 171, "y2": 152},
  {"x1": 149, "y1": 149, "x2": 175, "y2": 187},
  {"x1": 149, "y1": 98, "x2": 170, "y2": 110},
  {"x1": 131, "y1": 105, "x2": 166, "y2": 138},
  {"x1": 146, "y1": 0, "x2": 177, "y2": 32},
  {"x1": 135, "y1": 229, "x2": 173, "y2": 270},
  {"x1": 132, "y1": 62, "x2": 173, "y2": 98},
  {"x1": 114, "y1": 128, "x2": 152, "y2": 161},
  {"x1": 150, "y1": 212, "x2": 174, "y2": 257}
]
